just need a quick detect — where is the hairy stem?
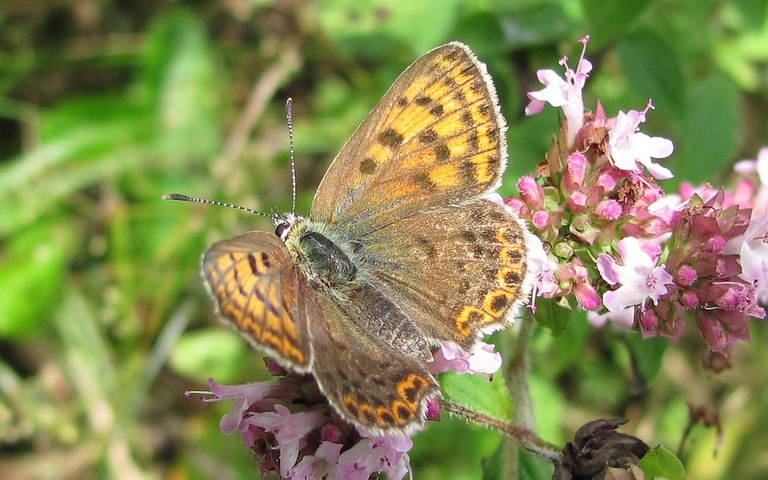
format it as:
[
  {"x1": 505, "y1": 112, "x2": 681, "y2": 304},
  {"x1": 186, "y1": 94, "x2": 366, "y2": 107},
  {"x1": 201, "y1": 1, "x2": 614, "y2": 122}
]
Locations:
[{"x1": 442, "y1": 399, "x2": 562, "y2": 464}]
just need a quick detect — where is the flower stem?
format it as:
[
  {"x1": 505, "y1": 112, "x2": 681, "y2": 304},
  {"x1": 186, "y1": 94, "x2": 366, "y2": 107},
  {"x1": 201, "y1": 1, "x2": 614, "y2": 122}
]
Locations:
[{"x1": 441, "y1": 399, "x2": 562, "y2": 464}]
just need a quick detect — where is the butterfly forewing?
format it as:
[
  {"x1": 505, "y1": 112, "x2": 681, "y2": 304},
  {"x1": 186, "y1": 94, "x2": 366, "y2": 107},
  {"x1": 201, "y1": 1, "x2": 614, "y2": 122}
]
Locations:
[
  {"x1": 201, "y1": 231, "x2": 312, "y2": 371},
  {"x1": 311, "y1": 42, "x2": 507, "y2": 232}
]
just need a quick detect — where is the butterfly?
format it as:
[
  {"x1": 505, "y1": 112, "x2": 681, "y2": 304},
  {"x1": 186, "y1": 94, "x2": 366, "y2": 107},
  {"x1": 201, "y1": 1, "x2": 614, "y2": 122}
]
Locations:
[{"x1": 195, "y1": 42, "x2": 528, "y2": 434}]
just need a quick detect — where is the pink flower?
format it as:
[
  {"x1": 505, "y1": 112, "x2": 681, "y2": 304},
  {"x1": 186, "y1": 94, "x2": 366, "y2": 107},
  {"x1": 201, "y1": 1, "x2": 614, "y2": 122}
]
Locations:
[
  {"x1": 587, "y1": 307, "x2": 635, "y2": 329},
  {"x1": 574, "y1": 281, "x2": 601, "y2": 310},
  {"x1": 595, "y1": 199, "x2": 622, "y2": 220},
  {"x1": 734, "y1": 146, "x2": 768, "y2": 216},
  {"x1": 608, "y1": 106, "x2": 674, "y2": 179},
  {"x1": 525, "y1": 232, "x2": 559, "y2": 304},
  {"x1": 189, "y1": 374, "x2": 417, "y2": 480},
  {"x1": 525, "y1": 37, "x2": 592, "y2": 146},
  {"x1": 332, "y1": 434, "x2": 413, "y2": 480},
  {"x1": 597, "y1": 237, "x2": 674, "y2": 312},
  {"x1": 289, "y1": 441, "x2": 343, "y2": 480},
  {"x1": 518, "y1": 175, "x2": 545, "y2": 206},
  {"x1": 248, "y1": 405, "x2": 326, "y2": 477},
  {"x1": 428, "y1": 342, "x2": 502, "y2": 375},
  {"x1": 727, "y1": 214, "x2": 768, "y2": 303}
]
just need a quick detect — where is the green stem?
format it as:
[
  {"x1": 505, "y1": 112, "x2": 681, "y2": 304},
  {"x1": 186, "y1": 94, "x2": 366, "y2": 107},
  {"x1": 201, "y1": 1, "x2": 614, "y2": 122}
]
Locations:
[{"x1": 503, "y1": 309, "x2": 554, "y2": 476}]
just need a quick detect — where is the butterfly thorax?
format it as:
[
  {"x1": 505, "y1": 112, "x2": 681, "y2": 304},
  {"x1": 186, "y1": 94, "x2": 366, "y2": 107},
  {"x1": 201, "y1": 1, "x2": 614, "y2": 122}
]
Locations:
[{"x1": 276, "y1": 214, "x2": 360, "y2": 290}]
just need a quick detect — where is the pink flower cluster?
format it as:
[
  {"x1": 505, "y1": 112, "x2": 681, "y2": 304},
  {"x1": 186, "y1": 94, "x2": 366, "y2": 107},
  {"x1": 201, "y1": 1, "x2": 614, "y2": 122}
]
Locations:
[
  {"x1": 188, "y1": 342, "x2": 501, "y2": 479},
  {"x1": 188, "y1": 372, "x2": 413, "y2": 480},
  {"x1": 514, "y1": 36, "x2": 767, "y2": 352}
]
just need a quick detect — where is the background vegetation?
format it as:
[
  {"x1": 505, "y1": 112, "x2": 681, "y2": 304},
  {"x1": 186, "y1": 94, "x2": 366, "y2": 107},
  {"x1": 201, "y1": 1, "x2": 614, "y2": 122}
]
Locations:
[{"x1": 1, "y1": 0, "x2": 767, "y2": 478}]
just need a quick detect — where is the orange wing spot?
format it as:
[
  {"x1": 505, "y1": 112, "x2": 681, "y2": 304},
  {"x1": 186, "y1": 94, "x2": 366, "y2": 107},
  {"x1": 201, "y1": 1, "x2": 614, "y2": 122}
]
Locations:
[
  {"x1": 455, "y1": 306, "x2": 491, "y2": 337},
  {"x1": 364, "y1": 143, "x2": 392, "y2": 167},
  {"x1": 427, "y1": 163, "x2": 460, "y2": 188},
  {"x1": 482, "y1": 290, "x2": 513, "y2": 318},
  {"x1": 397, "y1": 104, "x2": 439, "y2": 137},
  {"x1": 358, "y1": 403, "x2": 377, "y2": 426},
  {"x1": 232, "y1": 260, "x2": 253, "y2": 281},
  {"x1": 395, "y1": 373, "x2": 430, "y2": 408},
  {"x1": 494, "y1": 227, "x2": 511, "y2": 245},
  {"x1": 469, "y1": 153, "x2": 496, "y2": 183},
  {"x1": 283, "y1": 341, "x2": 306, "y2": 365},
  {"x1": 260, "y1": 329, "x2": 283, "y2": 350},
  {"x1": 381, "y1": 181, "x2": 421, "y2": 202},
  {"x1": 495, "y1": 226, "x2": 523, "y2": 246},
  {"x1": 343, "y1": 395, "x2": 357, "y2": 410},
  {"x1": 245, "y1": 319, "x2": 262, "y2": 337},
  {"x1": 497, "y1": 267, "x2": 519, "y2": 287},
  {"x1": 499, "y1": 246, "x2": 524, "y2": 265},
  {"x1": 433, "y1": 116, "x2": 469, "y2": 139},
  {"x1": 391, "y1": 399, "x2": 415, "y2": 424},
  {"x1": 264, "y1": 309, "x2": 282, "y2": 333},
  {"x1": 448, "y1": 67, "x2": 473, "y2": 87},
  {"x1": 281, "y1": 314, "x2": 300, "y2": 341},
  {"x1": 376, "y1": 406, "x2": 397, "y2": 427},
  {"x1": 342, "y1": 395, "x2": 378, "y2": 427},
  {"x1": 213, "y1": 255, "x2": 236, "y2": 272},
  {"x1": 402, "y1": 76, "x2": 434, "y2": 101},
  {"x1": 445, "y1": 135, "x2": 471, "y2": 157}
]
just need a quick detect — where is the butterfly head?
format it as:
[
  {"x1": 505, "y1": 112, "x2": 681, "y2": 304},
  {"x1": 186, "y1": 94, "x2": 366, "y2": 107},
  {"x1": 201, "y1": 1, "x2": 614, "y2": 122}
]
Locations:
[{"x1": 273, "y1": 212, "x2": 305, "y2": 242}]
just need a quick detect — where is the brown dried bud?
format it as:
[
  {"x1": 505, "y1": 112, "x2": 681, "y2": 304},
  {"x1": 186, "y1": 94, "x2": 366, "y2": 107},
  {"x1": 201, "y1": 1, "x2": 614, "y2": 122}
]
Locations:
[{"x1": 552, "y1": 419, "x2": 649, "y2": 480}]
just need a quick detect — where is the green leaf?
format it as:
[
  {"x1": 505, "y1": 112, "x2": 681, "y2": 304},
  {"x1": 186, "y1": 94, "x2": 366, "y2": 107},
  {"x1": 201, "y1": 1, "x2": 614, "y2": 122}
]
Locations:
[
  {"x1": 532, "y1": 297, "x2": 574, "y2": 337},
  {"x1": 314, "y1": 0, "x2": 460, "y2": 56},
  {"x1": 440, "y1": 371, "x2": 514, "y2": 421},
  {"x1": 626, "y1": 332, "x2": 668, "y2": 383},
  {"x1": 582, "y1": 0, "x2": 653, "y2": 46},
  {"x1": 170, "y1": 328, "x2": 253, "y2": 383},
  {"x1": 617, "y1": 31, "x2": 686, "y2": 125},
  {"x1": 519, "y1": 448, "x2": 555, "y2": 480},
  {"x1": 0, "y1": 220, "x2": 75, "y2": 338},
  {"x1": 674, "y1": 73, "x2": 740, "y2": 186},
  {"x1": 637, "y1": 445, "x2": 686, "y2": 480},
  {"x1": 412, "y1": 417, "x2": 503, "y2": 479},
  {"x1": 143, "y1": 11, "x2": 222, "y2": 157}
]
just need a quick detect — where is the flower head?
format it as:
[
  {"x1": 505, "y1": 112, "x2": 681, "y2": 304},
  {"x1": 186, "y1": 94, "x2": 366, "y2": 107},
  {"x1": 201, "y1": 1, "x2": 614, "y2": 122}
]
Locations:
[
  {"x1": 526, "y1": 36, "x2": 592, "y2": 146},
  {"x1": 607, "y1": 103, "x2": 674, "y2": 180},
  {"x1": 597, "y1": 237, "x2": 674, "y2": 312}
]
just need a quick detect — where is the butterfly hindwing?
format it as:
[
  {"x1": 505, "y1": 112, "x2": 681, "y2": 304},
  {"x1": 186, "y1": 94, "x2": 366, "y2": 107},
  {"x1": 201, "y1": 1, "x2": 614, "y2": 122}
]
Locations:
[
  {"x1": 365, "y1": 200, "x2": 528, "y2": 348},
  {"x1": 304, "y1": 282, "x2": 439, "y2": 434}
]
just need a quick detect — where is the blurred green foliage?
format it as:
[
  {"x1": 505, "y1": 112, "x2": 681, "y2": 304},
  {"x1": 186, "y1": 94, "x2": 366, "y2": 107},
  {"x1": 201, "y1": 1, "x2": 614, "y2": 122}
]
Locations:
[{"x1": 1, "y1": 1, "x2": 767, "y2": 479}]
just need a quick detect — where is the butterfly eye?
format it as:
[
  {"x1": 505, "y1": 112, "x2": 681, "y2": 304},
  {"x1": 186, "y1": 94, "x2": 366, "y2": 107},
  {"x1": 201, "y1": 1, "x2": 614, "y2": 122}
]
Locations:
[{"x1": 275, "y1": 222, "x2": 290, "y2": 240}]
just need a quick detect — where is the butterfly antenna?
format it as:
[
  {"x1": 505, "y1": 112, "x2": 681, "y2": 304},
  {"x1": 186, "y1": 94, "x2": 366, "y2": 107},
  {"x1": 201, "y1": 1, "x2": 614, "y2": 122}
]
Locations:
[
  {"x1": 162, "y1": 193, "x2": 269, "y2": 217},
  {"x1": 285, "y1": 97, "x2": 297, "y2": 214}
]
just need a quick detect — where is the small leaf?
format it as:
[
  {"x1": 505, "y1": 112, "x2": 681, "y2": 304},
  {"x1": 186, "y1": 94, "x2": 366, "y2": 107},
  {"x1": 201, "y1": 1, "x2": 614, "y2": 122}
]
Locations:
[
  {"x1": 582, "y1": 0, "x2": 652, "y2": 46},
  {"x1": 0, "y1": 220, "x2": 75, "y2": 338},
  {"x1": 170, "y1": 328, "x2": 252, "y2": 383},
  {"x1": 626, "y1": 332, "x2": 668, "y2": 383},
  {"x1": 532, "y1": 297, "x2": 573, "y2": 337},
  {"x1": 637, "y1": 445, "x2": 686, "y2": 480},
  {"x1": 617, "y1": 31, "x2": 686, "y2": 125},
  {"x1": 314, "y1": 0, "x2": 460, "y2": 56},
  {"x1": 440, "y1": 371, "x2": 514, "y2": 421},
  {"x1": 674, "y1": 73, "x2": 740, "y2": 186},
  {"x1": 519, "y1": 448, "x2": 555, "y2": 480}
]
